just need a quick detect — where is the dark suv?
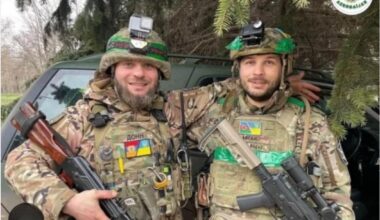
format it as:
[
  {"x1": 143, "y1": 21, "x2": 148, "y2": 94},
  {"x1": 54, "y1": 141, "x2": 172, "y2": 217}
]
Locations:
[{"x1": 1, "y1": 54, "x2": 378, "y2": 220}]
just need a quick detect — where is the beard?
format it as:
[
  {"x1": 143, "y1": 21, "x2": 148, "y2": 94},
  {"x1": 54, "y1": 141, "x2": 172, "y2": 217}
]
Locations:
[
  {"x1": 242, "y1": 76, "x2": 281, "y2": 102},
  {"x1": 114, "y1": 80, "x2": 158, "y2": 111}
]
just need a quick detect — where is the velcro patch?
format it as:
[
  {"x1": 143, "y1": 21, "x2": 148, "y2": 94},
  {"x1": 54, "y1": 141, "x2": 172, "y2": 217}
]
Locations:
[
  {"x1": 239, "y1": 121, "x2": 261, "y2": 136},
  {"x1": 124, "y1": 198, "x2": 136, "y2": 206},
  {"x1": 124, "y1": 139, "x2": 152, "y2": 158}
]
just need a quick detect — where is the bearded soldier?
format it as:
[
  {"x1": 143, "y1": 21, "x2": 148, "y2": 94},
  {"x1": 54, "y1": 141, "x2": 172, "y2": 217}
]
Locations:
[
  {"x1": 166, "y1": 22, "x2": 355, "y2": 220},
  {"x1": 5, "y1": 15, "x2": 186, "y2": 220}
]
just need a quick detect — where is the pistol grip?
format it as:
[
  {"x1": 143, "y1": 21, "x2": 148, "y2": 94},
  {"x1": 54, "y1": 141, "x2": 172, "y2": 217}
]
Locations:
[{"x1": 237, "y1": 192, "x2": 275, "y2": 212}]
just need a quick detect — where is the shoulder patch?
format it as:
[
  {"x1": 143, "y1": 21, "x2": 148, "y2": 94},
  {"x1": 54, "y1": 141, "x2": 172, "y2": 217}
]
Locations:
[{"x1": 287, "y1": 97, "x2": 305, "y2": 108}]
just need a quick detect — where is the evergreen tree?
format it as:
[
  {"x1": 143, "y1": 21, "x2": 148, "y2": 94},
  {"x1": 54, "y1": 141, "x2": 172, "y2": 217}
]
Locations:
[{"x1": 328, "y1": 1, "x2": 379, "y2": 138}]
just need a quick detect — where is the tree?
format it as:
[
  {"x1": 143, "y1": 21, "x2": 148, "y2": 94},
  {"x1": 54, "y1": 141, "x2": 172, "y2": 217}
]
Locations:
[
  {"x1": 2, "y1": 1, "x2": 62, "y2": 93},
  {"x1": 328, "y1": 1, "x2": 379, "y2": 138},
  {"x1": 16, "y1": 0, "x2": 178, "y2": 59},
  {"x1": 1, "y1": 19, "x2": 18, "y2": 93}
]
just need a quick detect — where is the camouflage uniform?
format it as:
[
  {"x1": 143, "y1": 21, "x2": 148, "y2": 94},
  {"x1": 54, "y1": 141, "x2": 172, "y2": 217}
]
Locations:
[
  {"x1": 5, "y1": 28, "x2": 183, "y2": 220},
  {"x1": 166, "y1": 27, "x2": 355, "y2": 219}
]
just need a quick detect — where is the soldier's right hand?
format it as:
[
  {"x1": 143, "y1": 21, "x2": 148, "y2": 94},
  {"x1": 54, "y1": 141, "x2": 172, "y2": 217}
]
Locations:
[
  {"x1": 287, "y1": 71, "x2": 321, "y2": 104},
  {"x1": 62, "y1": 189, "x2": 117, "y2": 220}
]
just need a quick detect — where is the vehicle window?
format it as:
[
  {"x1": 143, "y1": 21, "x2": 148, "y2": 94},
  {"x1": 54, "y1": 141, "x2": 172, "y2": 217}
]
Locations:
[
  {"x1": 3, "y1": 69, "x2": 94, "y2": 157},
  {"x1": 36, "y1": 69, "x2": 95, "y2": 120},
  {"x1": 198, "y1": 76, "x2": 229, "y2": 87}
]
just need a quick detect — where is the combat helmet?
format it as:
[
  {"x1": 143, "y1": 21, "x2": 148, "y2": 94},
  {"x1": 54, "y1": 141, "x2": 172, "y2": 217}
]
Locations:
[
  {"x1": 99, "y1": 15, "x2": 171, "y2": 79},
  {"x1": 227, "y1": 21, "x2": 296, "y2": 78}
]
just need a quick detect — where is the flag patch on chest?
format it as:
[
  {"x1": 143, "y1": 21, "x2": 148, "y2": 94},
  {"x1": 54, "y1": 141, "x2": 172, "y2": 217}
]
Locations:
[
  {"x1": 124, "y1": 139, "x2": 152, "y2": 158},
  {"x1": 239, "y1": 121, "x2": 261, "y2": 136}
]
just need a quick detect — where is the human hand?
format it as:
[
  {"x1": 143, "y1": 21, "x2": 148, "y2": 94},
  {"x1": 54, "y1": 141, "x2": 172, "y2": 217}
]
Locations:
[
  {"x1": 62, "y1": 189, "x2": 117, "y2": 220},
  {"x1": 287, "y1": 71, "x2": 321, "y2": 104}
]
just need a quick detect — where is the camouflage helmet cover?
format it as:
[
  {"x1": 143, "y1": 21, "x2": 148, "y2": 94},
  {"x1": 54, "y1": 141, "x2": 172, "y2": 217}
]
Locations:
[
  {"x1": 99, "y1": 28, "x2": 171, "y2": 79},
  {"x1": 227, "y1": 27, "x2": 296, "y2": 76},
  {"x1": 228, "y1": 27, "x2": 296, "y2": 60}
]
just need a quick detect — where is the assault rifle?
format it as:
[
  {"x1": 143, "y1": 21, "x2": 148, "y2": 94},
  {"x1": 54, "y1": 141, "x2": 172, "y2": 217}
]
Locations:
[
  {"x1": 11, "y1": 102, "x2": 132, "y2": 220},
  {"x1": 200, "y1": 119, "x2": 341, "y2": 220}
]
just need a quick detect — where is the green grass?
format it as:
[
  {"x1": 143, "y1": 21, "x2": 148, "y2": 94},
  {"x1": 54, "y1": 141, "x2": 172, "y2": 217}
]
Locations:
[{"x1": 1, "y1": 93, "x2": 21, "y2": 105}]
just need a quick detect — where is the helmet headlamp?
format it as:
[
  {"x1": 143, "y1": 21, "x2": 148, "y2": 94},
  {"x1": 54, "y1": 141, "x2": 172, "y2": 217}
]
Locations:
[
  {"x1": 240, "y1": 20, "x2": 265, "y2": 46},
  {"x1": 128, "y1": 14, "x2": 153, "y2": 54}
]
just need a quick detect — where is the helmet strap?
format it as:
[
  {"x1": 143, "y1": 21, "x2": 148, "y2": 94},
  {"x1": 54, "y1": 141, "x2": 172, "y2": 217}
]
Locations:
[
  {"x1": 232, "y1": 60, "x2": 240, "y2": 77},
  {"x1": 158, "y1": 70, "x2": 164, "y2": 80},
  {"x1": 107, "y1": 65, "x2": 116, "y2": 78},
  {"x1": 280, "y1": 54, "x2": 287, "y2": 91}
]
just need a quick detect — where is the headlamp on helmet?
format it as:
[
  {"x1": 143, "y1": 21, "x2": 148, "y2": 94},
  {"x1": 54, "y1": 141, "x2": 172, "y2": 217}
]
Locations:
[
  {"x1": 128, "y1": 15, "x2": 153, "y2": 54},
  {"x1": 227, "y1": 21, "x2": 296, "y2": 60},
  {"x1": 227, "y1": 20, "x2": 296, "y2": 78},
  {"x1": 240, "y1": 20, "x2": 265, "y2": 46}
]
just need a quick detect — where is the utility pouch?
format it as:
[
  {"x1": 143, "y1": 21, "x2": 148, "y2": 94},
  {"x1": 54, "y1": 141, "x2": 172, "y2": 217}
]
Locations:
[
  {"x1": 196, "y1": 172, "x2": 210, "y2": 207},
  {"x1": 181, "y1": 170, "x2": 192, "y2": 200}
]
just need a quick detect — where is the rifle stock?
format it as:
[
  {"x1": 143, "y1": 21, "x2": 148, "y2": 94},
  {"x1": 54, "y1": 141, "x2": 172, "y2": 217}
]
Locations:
[{"x1": 11, "y1": 102, "x2": 132, "y2": 220}]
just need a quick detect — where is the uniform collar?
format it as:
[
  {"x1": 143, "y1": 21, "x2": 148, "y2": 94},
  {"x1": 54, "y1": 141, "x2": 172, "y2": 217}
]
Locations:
[{"x1": 237, "y1": 87, "x2": 293, "y2": 114}]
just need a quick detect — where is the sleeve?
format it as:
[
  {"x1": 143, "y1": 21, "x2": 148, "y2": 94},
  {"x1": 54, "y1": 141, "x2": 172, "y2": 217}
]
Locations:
[
  {"x1": 165, "y1": 77, "x2": 239, "y2": 136},
  {"x1": 300, "y1": 108, "x2": 355, "y2": 219},
  {"x1": 4, "y1": 100, "x2": 91, "y2": 220}
]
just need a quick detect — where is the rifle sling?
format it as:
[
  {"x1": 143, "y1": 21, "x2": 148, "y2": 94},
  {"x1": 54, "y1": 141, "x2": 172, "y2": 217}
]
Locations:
[{"x1": 14, "y1": 110, "x2": 46, "y2": 139}]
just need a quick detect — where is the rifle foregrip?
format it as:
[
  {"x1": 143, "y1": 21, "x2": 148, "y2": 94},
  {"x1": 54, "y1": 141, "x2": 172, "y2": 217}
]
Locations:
[{"x1": 61, "y1": 157, "x2": 132, "y2": 220}]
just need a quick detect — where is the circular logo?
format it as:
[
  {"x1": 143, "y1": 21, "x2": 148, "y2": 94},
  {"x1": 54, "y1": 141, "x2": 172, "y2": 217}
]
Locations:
[{"x1": 332, "y1": 0, "x2": 372, "y2": 15}]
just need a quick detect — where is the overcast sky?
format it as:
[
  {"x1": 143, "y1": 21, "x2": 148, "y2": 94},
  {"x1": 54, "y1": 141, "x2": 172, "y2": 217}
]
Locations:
[
  {"x1": 1, "y1": 0, "x2": 84, "y2": 37},
  {"x1": 0, "y1": 0, "x2": 25, "y2": 32}
]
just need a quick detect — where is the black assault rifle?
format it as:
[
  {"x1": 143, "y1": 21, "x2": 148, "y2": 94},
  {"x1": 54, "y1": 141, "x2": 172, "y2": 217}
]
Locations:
[
  {"x1": 200, "y1": 119, "x2": 341, "y2": 220},
  {"x1": 12, "y1": 102, "x2": 132, "y2": 220}
]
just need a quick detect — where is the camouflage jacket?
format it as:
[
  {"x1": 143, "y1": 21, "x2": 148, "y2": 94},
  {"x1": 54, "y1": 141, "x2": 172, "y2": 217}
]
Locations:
[{"x1": 166, "y1": 78, "x2": 355, "y2": 219}]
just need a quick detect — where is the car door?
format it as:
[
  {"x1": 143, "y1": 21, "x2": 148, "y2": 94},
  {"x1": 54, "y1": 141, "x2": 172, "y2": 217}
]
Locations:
[{"x1": 1, "y1": 68, "x2": 95, "y2": 219}]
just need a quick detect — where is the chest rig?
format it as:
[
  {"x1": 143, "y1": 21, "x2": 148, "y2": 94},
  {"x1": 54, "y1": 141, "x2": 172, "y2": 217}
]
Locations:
[
  {"x1": 89, "y1": 102, "x2": 180, "y2": 220},
  {"x1": 207, "y1": 95, "x2": 305, "y2": 217}
]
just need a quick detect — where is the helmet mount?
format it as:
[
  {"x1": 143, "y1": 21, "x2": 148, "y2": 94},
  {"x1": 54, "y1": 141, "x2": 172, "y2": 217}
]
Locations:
[{"x1": 128, "y1": 15, "x2": 153, "y2": 54}]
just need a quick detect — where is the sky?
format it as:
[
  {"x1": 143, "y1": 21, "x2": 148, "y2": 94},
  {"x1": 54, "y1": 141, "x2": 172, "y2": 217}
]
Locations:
[
  {"x1": 0, "y1": 0, "x2": 25, "y2": 33},
  {"x1": 0, "y1": 0, "x2": 84, "y2": 37}
]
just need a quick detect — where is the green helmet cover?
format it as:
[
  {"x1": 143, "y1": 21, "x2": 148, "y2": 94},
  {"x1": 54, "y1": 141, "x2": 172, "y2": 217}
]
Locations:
[
  {"x1": 227, "y1": 28, "x2": 295, "y2": 60},
  {"x1": 227, "y1": 27, "x2": 296, "y2": 76}
]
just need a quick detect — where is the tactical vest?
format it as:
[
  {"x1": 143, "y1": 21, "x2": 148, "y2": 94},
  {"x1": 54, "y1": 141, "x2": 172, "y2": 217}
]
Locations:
[
  {"x1": 207, "y1": 96, "x2": 305, "y2": 218},
  {"x1": 91, "y1": 104, "x2": 181, "y2": 220}
]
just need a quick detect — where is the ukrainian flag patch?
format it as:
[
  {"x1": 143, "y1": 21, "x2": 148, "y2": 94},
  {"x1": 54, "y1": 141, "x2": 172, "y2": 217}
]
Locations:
[
  {"x1": 239, "y1": 121, "x2": 261, "y2": 136},
  {"x1": 124, "y1": 139, "x2": 152, "y2": 158}
]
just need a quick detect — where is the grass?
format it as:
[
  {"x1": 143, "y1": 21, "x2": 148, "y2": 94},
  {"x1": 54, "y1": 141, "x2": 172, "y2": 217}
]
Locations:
[{"x1": 1, "y1": 93, "x2": 21, "y2": 106}]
